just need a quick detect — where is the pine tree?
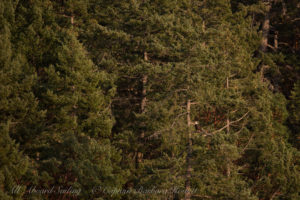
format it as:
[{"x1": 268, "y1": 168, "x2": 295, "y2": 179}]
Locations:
[
  {"x1": 289, "y1": 80, "x2": 300, "y2": 149},
  {"x1": 227, "y1": 1, "x2": 300, "y2": 199},
  {"x1": 0, "y1": 1, "x2": 36, "y2": 199},
  {"x1": 79, "y1": 1, "x2": 206, "y2": 199},
  {"x1": 0, "y1": 123, "x2": 28, "y2": 200},
  {"x1": 1, "y1": 1, "x2": 126, "y2": 199},
  {"x1": 1, "y1": 1, "x2": 299, "y2": 199}
]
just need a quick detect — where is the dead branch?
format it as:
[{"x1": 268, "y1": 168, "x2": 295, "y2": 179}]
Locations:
[
  {"x1": 146, "y1": 112, "x2": 188, "y2": 140},
  {"x1": 241, "y1": 133, "x2": 255, "y2": 154},
  {"x1": 201, "y1": 111, "x2": 249, "y2": 137}
]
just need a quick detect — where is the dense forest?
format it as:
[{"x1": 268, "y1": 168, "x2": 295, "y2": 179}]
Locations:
[{"x1": 0, "y1": 0, "x2": 299, "y2": 199}]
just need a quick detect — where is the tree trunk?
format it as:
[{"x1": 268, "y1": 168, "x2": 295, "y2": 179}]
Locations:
[
  {"x1": 136, "y1": 53, "x2": 148, "y2": 167},
  {"x1": 226, "y1": 77, "x2": 230, "y2": 177},
  {"x1": 260, "y1": 3, "x2": 271, "y2": 52},
  {"x1": 71, "y1": 16, "x2": 74, "y2": 25},
  {"x1": 185, "y1": 99, "x2": 192, "y2": 200},
  {"x1": 226, "y1": 77, "x2": 230, "y2": 134},
  {"x1": 259, "y1": 2, "x2": 272, "y2": 83},
  {"x1": 274, "y1": 31, "x2": 278, "y2": 50},
  {"x1": 282, "y1": 0, "x2": 287, "y2": 18}
]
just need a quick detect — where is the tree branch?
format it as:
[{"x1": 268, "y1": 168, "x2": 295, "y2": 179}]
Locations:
[
  {"x1": 241, "y1": 133, "x2": 255, "y2": 154},
  {"x1": 267, "y1": 44, "x2": 277, "y2": 51},
  {"x1": 201, "y1": 111, "x2": 249, "y2": 137},
  {"x1": 146, "y1": 112, "x2": 188, "y2": 140}
]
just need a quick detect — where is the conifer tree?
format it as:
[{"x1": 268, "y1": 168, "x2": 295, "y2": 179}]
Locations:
[
  {"x1": 79, "y1": 1, "x2": 206, "y2": 199},
  {"x1": 1, "y1": 1, "x2": 126, "y2": 199},
  {"x1": 0, "y1": 123, "x2": 28, "y2": 200},
  {"x1": 227, "y1": 1, "x2": 300, "y2": 199},
  {"x1": 0, "y1": 0, "x2": 299, "y2": 200},
  {"x1": 0, "y1": 1, "x2": 36, "y2": 199},
  {"x1": 289, "y1": 80, "x2": 300, "y2": 149}
]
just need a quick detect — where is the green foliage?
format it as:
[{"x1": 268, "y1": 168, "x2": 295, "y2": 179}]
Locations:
[
  {"x1": 289, "y1": 81, "x2": 300, "y2": 149},
  {"x1": 0, "y1": 0, "x2": 299, "y2": 199},
  {"x1": 0, "y1": 123, "x2": 28, "y2": 200}
]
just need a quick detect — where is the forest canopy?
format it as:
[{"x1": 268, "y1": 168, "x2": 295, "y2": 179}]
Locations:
[{"x1": 0, "y1": 0, "x2": 299, "y2": 200}]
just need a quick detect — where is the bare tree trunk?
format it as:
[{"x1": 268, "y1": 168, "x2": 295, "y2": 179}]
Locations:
[
  {"x1": 226, "y1": 77, "x2": 230, "y2": 134},
  {"x1": 260, "y1": 3, "x2": 271, "y2": 52},
  {"x1": 136, "y1": 52, "x2": 148, "y2": 167},
  {"x1": 282, "y1": 0, "x2": 287, "y2": 18},
  {"x1": 226, "y1": 77, "x2": 230, "y2": 177},
  {"x1": 274, "y1": 31, "x2": 278, "y2": 50},
  {"x1": 185, "y1": 100, "x2": 192, "y2": 200},
  {"x1": 71, "y1": 16, "x2": 74, "y2": 25},
  {"x1": 258, "y1": 2, "x2": 272, "y2": 83},
  {"x1": 141, "y1": 75, "x2": 147, "y2": 113},
  {"x1": 226, "y1": 118, "x2": 230, "y2": 133}
]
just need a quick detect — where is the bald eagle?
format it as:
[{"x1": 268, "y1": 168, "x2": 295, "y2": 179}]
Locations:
[{"x1": 194, "y1": 121, "x2": 201, "y2": 133}]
